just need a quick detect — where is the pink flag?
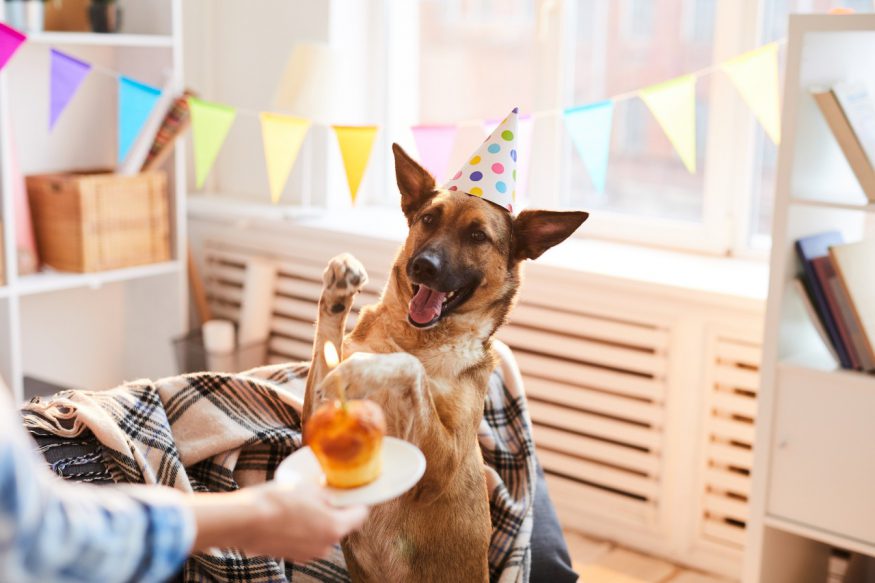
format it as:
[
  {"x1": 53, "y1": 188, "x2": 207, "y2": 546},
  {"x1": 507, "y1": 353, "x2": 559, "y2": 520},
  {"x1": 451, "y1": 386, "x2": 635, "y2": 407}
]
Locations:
[
  {"x1": 6, "y1": 125, "x2": 38, "y2": 274},
  {"x1": 0, "y1": 23, "x2": 25, "y2": 72},
  {"x1": 411, "y1": 124, "x2": 458, "y2": 183}
]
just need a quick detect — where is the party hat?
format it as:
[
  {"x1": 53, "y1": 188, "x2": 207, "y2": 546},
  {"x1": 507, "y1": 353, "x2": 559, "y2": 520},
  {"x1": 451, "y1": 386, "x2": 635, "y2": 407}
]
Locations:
[{"x1": 444, "y1": 107, "x2": 518, "y2": 213}]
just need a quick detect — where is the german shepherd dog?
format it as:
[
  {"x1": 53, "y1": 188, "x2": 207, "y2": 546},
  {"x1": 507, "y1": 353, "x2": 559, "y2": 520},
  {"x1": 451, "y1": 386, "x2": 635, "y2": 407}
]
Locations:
[{"x1": 303, "y1": 144, "x2": 587, "y2": 582}]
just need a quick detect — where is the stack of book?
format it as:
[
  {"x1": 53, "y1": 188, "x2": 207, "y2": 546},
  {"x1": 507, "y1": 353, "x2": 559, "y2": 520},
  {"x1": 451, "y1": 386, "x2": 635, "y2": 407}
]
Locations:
[{"x1": 795, "y1": 232, "x2": 875, "y2": 372}]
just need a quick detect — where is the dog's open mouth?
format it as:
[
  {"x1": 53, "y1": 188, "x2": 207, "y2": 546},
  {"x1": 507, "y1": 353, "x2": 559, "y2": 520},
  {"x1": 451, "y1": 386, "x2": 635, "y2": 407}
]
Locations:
[{"x1": 407, "y1": 284, "x2": 475, "y2": 328}]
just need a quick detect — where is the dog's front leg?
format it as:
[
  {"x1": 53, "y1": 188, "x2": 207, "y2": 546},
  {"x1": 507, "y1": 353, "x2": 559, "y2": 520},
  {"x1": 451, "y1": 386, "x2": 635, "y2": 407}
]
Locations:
[
  {"x1": 319, "y1": 352, "x2": 429, "y2": 442},
  {"x1": 303, "y1": 253, "x2": 368, "y2": 425}
]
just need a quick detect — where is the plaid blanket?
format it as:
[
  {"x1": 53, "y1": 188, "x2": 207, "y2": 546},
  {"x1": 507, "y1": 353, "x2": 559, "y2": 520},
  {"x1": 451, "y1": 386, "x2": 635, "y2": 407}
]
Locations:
[{"x1": 20, "y1": 341, "x2": 535, "y2": 583}]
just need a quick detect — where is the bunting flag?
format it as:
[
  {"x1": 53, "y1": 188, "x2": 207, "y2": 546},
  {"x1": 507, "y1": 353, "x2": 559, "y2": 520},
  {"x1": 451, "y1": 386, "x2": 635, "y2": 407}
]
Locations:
[
  {"x1": 564, "y1": 100, "x2": 615, "y2": 193},
  {"x1": 722, "y1": 42, "x2": 781, "y2": 144},
  {"x1": 49, "y1": 49, "x2": 91, "y2": 130},
  {"x1": 259, "y1": 112, "x2": 311, "y2": 203},
  {"x1": 640, "y1": 75, "x2": 698, "y2": 173},
  {"x1": 411, "y1": 125, "x2": 457, "y2": 183},
  {"x1": 118, "y1": 76, "x2": 162, "y2": 162},
  {"x1": 188, "y1": 97, "x2": 237, "y2": 188},
  {"x1": 332, "y1": 125, "x2": 378, "y2": 204},
  {"x1": 0, "y1": 23, "x2": 25, "y2": 72}
]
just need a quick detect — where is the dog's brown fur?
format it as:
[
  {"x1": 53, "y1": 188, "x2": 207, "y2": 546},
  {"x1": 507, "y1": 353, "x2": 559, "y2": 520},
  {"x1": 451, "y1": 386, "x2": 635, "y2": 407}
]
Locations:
[{"x1": 302, "y1": 144, "x2": 587, "y2": 582}]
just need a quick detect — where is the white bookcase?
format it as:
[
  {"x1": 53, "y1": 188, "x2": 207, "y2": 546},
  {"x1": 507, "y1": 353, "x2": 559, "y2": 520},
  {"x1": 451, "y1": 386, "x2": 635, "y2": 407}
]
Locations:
[
  {"x1": 744, "y1": 14, "x2": 875, "y2": 583},
  {"x1": 0, "y1": 0, "x2": 187, "y2": 401}
]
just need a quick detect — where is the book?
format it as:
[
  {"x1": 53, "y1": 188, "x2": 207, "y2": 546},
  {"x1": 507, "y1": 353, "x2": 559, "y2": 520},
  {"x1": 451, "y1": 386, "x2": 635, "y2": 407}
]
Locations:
[
  {"x1": 795, "y1": 231, "x2": 851, "y2": 368},
  {"x1": 792, "y1": 278, "x2": 840, "y2": 366},
  {"x1": 828, "y1": 272, "x2": 875, "y2": 372},
  {"x1": 141, "y1": 91, "x2": 194, "y2": 172},
  {"x1": 811, "y1": 85, "x2": 875, "y2": 202},
  {"x1": 812, "y1": 256, "x2": 861, "y2": 369},
  {"x1": 829, "y1": 238, "x2": 875, "y2": 368},
  {"x1": 833, "y1": 82, "x2": 875, "y2": 170}
]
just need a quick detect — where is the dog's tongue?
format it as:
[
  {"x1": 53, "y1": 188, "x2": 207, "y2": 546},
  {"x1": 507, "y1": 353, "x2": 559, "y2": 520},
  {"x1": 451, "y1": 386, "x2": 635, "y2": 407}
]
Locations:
[{"x1": 409, "y1": 285, "x2": 446, "y2": 325}]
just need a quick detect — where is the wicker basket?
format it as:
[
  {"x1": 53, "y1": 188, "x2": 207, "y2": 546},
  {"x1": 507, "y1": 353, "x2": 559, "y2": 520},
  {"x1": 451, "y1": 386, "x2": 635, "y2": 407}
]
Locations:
[{"x1": 25, "y1": 171, "x2": 171, "y2": 273}]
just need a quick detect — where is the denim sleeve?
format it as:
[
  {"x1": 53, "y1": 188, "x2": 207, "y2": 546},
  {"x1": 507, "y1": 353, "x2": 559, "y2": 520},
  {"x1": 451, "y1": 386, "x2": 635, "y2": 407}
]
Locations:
[{"x1": 0, "y1": 390, "x2": 195, "y2": 583}]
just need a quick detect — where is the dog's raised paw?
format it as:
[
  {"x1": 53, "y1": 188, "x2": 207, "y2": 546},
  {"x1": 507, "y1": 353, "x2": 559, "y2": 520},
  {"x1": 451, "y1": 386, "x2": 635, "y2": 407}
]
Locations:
[{"x1": 322, "y1": 253, "x2": 368, "y2": 313}]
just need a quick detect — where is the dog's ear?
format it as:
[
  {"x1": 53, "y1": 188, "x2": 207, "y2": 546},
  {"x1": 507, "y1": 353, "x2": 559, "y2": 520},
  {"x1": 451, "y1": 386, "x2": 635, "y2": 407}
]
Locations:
[
  {"x1": 512, "y1": 210, "x2": 589, "y2": 262},
  {"x1": 393, "y1": 143, "x2": 437, "y2": 224}
]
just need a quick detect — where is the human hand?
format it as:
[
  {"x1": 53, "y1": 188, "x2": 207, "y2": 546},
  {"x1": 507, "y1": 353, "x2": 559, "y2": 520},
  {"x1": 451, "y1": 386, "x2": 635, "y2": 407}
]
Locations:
[{"x1": 189, "y1": 478, "x2": 368, "y2": 563}]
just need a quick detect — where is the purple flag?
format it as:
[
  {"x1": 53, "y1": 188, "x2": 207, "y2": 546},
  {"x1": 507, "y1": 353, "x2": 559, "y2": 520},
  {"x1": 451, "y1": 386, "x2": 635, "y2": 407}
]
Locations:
[
  {"x1": 49, "y1": 49, "x2": 92, "y2": 130},
  {"x1": 0, "y1": 22, "x2": 26, "y2": 72},
  {"x1": 412, "y1": 125, "x2": 457, "y2": 183}
]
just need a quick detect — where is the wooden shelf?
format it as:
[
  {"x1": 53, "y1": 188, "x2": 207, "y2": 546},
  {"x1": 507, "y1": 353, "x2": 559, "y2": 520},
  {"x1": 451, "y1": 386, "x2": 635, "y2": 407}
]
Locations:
[
  {"x1": 789, "y1": 197, "x2": 875, "y2": 213},
  {"x1": 25, "y1": 32, "x2": 174, "y2": 48},
  {"x1": 778, "y1": 353, "x2": 875, "y2": 380},
  {"x1": 14, "y1": 261, "x2": 181, "y2": 296},
  {"x1": 765, "y1": 515, "x2": 875, "y2": 559}
]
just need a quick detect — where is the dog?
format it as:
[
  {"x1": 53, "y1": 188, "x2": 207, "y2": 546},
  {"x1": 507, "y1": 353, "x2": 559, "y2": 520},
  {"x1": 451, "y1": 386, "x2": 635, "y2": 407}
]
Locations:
[{"x1": 302, "y1": 143, "x2": 587, "y2": 582}]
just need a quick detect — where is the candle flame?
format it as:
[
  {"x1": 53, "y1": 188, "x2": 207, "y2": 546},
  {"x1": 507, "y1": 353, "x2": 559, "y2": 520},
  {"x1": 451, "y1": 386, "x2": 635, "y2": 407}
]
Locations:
[{"x1": 323, "y1": 341, "x2": 339, "y2": 368}]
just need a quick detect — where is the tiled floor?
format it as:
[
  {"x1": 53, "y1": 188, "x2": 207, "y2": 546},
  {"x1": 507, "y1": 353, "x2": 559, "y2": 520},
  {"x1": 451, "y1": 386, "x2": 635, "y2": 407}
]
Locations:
[{"x1": 564, "y1": 530, "x2": 735, "y2": 583}]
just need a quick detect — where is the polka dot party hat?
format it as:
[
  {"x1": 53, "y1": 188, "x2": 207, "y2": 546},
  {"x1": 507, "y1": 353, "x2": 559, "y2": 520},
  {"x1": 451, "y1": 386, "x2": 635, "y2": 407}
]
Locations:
[{"x1": 444, "y1": 107, "x2": 518, "y2": 213}]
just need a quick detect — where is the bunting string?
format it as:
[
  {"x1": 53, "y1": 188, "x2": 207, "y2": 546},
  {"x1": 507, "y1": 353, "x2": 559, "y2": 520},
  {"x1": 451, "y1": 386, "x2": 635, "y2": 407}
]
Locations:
[{"x1": 0, "y1": 21, "x2": 785, "y2": 205}]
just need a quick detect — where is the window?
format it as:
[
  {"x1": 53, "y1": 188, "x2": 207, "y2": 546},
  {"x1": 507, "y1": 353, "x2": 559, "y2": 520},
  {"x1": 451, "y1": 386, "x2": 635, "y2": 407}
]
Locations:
[
  {"x1": 622, "y1": 0, "x2": 656, "y2": 42},
  {"x1": 393, "y1": 0, "x2": 875, "y2": 255},
  {"x1": 566, "y1": 0, "x2": 714, "y2": 226}
]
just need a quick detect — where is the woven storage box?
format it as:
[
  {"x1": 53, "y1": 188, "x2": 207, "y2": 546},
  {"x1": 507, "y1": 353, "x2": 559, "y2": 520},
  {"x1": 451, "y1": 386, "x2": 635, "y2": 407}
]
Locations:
[{"x1": 26, "y1": 171, "x2": 171, "y2": 273}]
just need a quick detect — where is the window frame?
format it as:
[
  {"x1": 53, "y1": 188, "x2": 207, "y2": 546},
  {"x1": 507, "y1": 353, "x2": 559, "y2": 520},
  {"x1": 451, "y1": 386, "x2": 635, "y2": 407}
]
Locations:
[{"x1": 384, "y1": 0, "x2": 773, "y2": 257}]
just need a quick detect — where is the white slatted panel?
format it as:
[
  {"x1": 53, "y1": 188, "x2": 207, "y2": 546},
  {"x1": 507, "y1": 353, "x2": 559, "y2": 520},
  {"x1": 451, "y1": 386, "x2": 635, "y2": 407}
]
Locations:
[
  {"x1": 700, "y1": 334, "x2": 761, "y2": 550},
  {"x1": 201, "y1": 241, "x2": 387, "y2": 364},
  {"x1": 497, "y1": 299, "x2": 670, "y2": 523}
]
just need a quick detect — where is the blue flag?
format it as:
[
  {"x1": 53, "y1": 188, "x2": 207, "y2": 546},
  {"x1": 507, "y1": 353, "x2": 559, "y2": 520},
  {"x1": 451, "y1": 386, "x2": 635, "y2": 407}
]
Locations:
[
  {"x1": 564, "y1": 100, "x2": 615, "y2": 194},
  {"x1": 118, "y1": 76, "x2": 161, "y2": 162}
]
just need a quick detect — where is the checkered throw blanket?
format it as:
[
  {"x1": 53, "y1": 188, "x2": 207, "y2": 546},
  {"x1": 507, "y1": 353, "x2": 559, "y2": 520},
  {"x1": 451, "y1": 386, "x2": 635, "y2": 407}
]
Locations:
[{"x1": 20, "y1": 341, "x2": 536, "y2": 583}]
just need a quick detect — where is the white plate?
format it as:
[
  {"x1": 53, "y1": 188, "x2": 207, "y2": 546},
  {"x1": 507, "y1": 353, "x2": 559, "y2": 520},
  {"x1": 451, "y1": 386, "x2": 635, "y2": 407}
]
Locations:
[{"x1": 275, "y1": 437, "x2": 426, "y2": 507}]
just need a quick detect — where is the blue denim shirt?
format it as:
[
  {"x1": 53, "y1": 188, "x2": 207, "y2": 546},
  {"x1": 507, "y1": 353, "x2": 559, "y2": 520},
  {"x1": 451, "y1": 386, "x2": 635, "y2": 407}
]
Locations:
[{"x1": 0, "y1": 388, "x2": 194, "y2": 583}]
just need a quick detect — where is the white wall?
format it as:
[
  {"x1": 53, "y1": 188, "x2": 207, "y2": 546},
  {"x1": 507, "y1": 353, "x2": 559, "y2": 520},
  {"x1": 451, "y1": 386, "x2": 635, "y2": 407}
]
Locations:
[
  {"x1": 182, "y1": 0, "x2": 420, "y2": 209},
  {"x1": 182, "y1": 0, "x2": 332, "y2": 203}
]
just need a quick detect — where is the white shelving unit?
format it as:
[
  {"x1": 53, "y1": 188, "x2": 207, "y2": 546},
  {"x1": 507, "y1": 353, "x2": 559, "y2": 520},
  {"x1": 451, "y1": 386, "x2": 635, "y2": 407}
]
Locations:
[
  {"x1": 744, "y1": 14, "x2": 875, "y2": 583},
  {"x1": 0, "y1": 0, "x2": 187, "y2": 401}
]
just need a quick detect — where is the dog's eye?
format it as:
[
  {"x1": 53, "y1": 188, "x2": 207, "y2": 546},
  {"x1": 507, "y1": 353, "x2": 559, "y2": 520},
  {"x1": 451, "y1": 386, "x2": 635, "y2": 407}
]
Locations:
[
  {"x1": 421, "y1": 214, "x2": 434, "y2": 225},
  {"x1": 471, "y1": 230, "x2": 487, "y2": 243}
]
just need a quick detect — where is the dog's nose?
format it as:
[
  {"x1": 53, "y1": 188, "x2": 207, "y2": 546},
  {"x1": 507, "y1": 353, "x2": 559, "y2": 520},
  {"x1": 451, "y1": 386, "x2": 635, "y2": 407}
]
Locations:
[{"x1": 411, "y1": 253, "x2": 440, "y2": 281}]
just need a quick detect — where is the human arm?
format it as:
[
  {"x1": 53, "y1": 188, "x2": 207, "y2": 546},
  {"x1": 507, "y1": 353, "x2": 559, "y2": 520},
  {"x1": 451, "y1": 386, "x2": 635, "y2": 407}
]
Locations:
[{"x1": 0, "y1": 388, "x2": 366, "y2": 583}]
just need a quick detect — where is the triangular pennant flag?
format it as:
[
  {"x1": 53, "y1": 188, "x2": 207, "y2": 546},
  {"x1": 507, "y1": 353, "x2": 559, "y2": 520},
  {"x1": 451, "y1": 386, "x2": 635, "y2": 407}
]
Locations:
[
  {"x1": 259, "y1": 112, "x2": 311, "y2": 203},
  {"x1": 564, "y1": 101, "x2": 614, "y2": 193},
  {"x1": 640, "y1": 75, "x2": 697, "y2": 173},
  {"x1": 0, "y1": 23, "x2": 25, "y2": 72},
  {"x1": 188, "y1": 97, "x2": 237, "y2": 188},
  {"x1": 411, "y1": 125, "x2": 457, "y2": 183},
  {"x1": 118, "y1": 76, "x2": 162, "y2": 162},
  {"x1": 332, "y1": 125, "x2": 378, "y2": 204},
  {"x1": 722, "y1": 42, "x2": 781, "y2": 144},
  {"x1": 49, "y1": 49, "x2": 91, "y2": 131}
]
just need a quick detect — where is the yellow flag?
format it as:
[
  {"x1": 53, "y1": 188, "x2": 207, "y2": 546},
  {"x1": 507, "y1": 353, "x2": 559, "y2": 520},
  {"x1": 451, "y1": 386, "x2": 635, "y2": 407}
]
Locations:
[
  {"x1": 260, "y1": 112, "x2": 311, "y2": 204},
  {"x1": 332, "y1": 125, "x2": 378, "y2": 204},
  {"x1": 640, "y1": 75, "x2": 697, "y2": 174},
  {"x1": 722, "y1": 42, "x2": 781, "y2": 144},
  {"x1": 188, "y1": 97, "x2": 237, "y2": 188}
]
